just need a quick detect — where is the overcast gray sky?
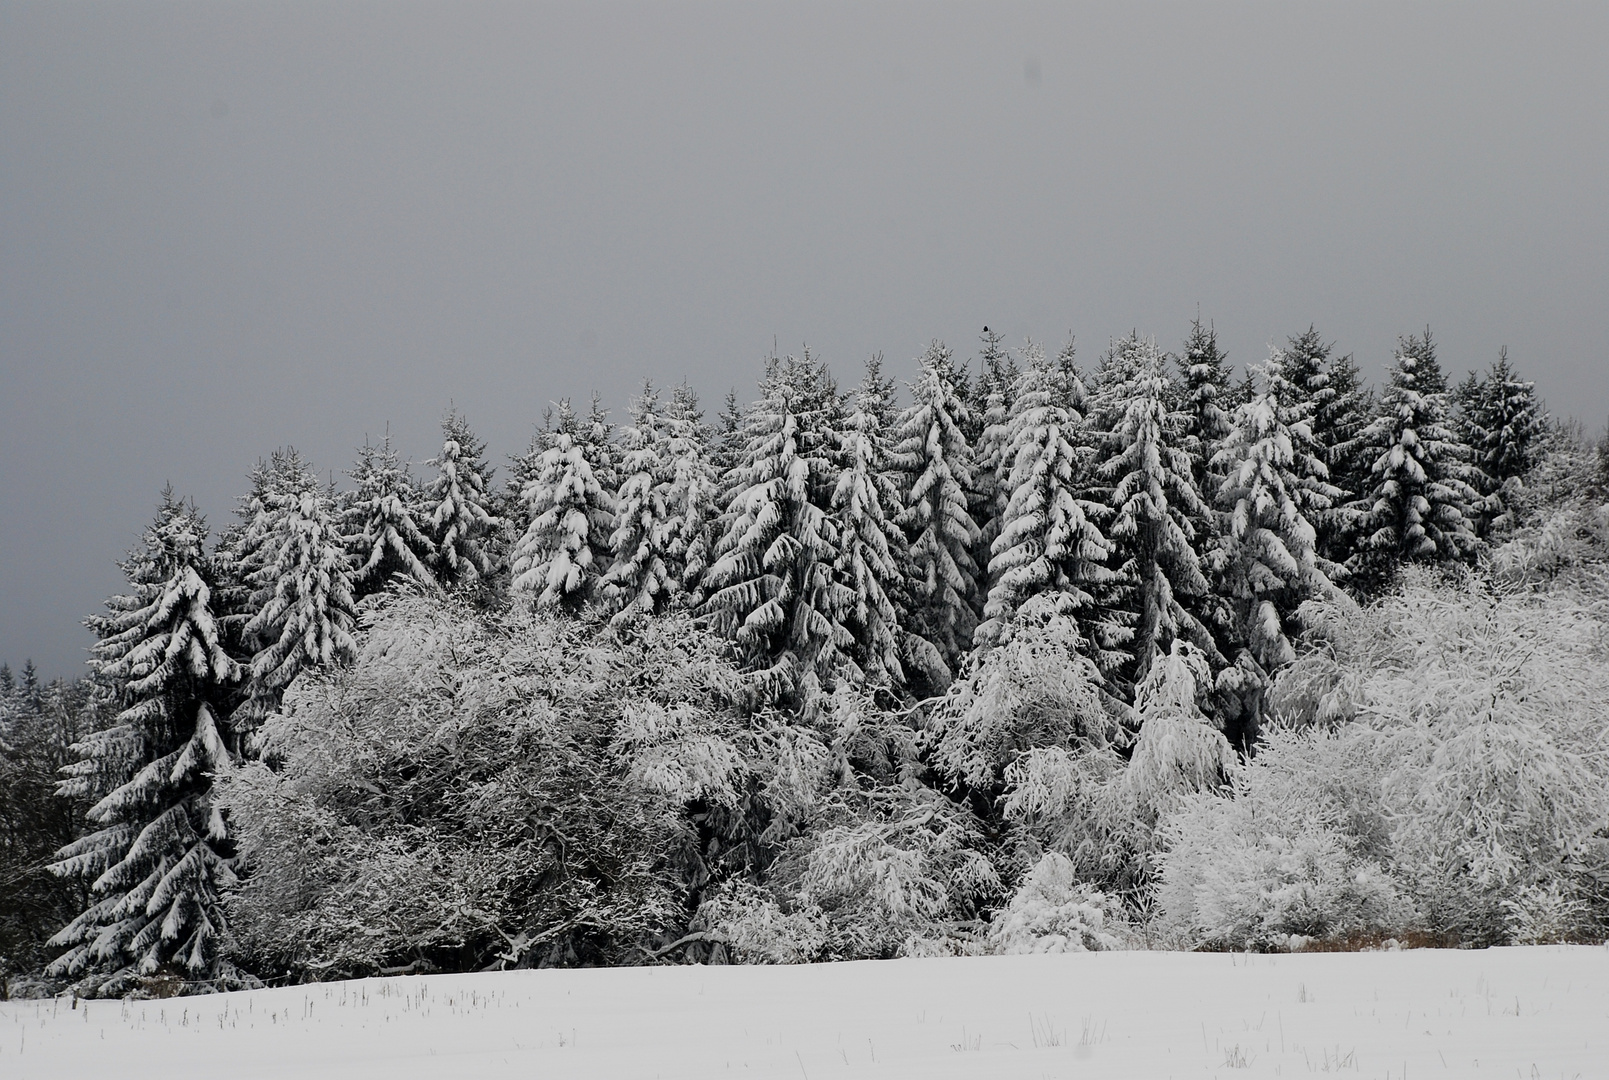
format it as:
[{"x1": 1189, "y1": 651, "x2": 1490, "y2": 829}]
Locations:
[{"x1": 3, "y1": 1, "x2": 1606, "y2": 678}]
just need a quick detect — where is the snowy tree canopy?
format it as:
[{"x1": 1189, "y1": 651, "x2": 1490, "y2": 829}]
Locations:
[
  {"x1": 510, "y1": 398, "x2": 618, "y2": 612},
  {"x1": 703, "y1": 353, "x2": 855, "y2": 702},
  {"x1": 1352, "y1": 330, "x2": 1481, "y2": 582},
  {"x1": 47, "y1": 491, "x2": 241, "y2": 993},
  {"x1": 830, "y1": 360, "x2": 910, "y2": 688},
  {"x1": 603, "y1": 382, "x2": 677, "y2": 621},
  {"x1": 892, "y1": 341, "x2": 981, "y2": 674},
  {"x1": 423, "y1": 408, "x2": 499, "y2": 587},
  {"x1": 219, "y1": 449, "x2": 359, "y2": 731},
  {"x1": 1211, "y1": 375, "x2": 1338, "y2": 673},
  {"x1": 343, "y1": 433, "x2": 437, "y2": 599},
  {"x1": 1176, "y1": 317, "x2": 1233, "y2": 494},
  {"x1": 979, "y1": 342, "x2": 1120, "y2": 667},
  {"x1": 1094, "y1": 337, "x2": 1214, "y2": 680},
  {"x1": 660, "y1": 382, "x2": 722, "y2": 600},
  {"x1": 971, "y1": 328, "x2": 1020, "y2": 578},
  {"x1": 1457, "y1": 347, "x2": 1546, "y2": 533}
]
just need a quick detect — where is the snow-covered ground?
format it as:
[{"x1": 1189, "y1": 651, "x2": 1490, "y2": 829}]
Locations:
[{"x1": 3, "y1": 946, "x2": 1604, "y2": 1079}]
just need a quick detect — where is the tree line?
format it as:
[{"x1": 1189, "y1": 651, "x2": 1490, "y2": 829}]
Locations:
[{"x1": 5, "y1": 318, "x2": 1597, "y2": 996}]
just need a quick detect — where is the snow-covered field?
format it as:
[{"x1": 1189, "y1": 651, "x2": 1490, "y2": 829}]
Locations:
[{"x1": 3, "y1": 946, "x2": 1604, "y2": 1079}]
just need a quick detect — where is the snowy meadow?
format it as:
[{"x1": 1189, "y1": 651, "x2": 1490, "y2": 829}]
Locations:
[{"x1": 4, "y1": 947, "x2": 1604, "y2": 1079}]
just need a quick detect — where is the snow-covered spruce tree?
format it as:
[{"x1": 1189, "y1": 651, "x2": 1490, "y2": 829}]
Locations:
[
  {"x1": 1094, "y1": 338, "x2": 1215, "y2": 681},
  {"x1": 603, "y1": 382, "x2": 676, "y2": 621},
  {"x1": 660, "y1": 382, "x2": 722, "y2": 601},
  {"x1": 423, "y1": 408, "x2": 499, "y2": 587},
  {"x1": 343, "y1": 434, "x2": 437, "y2": 601},
  {"x1": 704, "y1": 353, "x2": 855, "y2": 702},
  {"x1": 1459, "y1": 348, "x2": 1545, "y2": 533},
  {"x1": 1262, "y1": 331, "x2": 1342, "y2": 524},
  {"x1": 1176, "y1": 317, "x2": 1233, "y2": 495},
  {"x1": 892, "y1": 341, "x2": 981, "y2": 679},
  {"x1": 710, "y1": 387, "x2": 747, "y2": 481},
  {"x1": 47, "y1": 490, "x2": 242, "y2": 994},
  {"x1": 830, "y1": 361, "x2": 911, "y2": 688},
  {"x1": 1312, "y1": 352, "x2": 1373, "y2": 567},
  {"x1": 1, "y1": 667, "x2": 109, "y2": 975},
  {"x1": 228, "y1": 449, "x2": 359, "y2": 728},
  {"x1": 510, "y1": 398, "x2": 617, "y2": 613},
  {"x1": 978, "y1": 342, "x2": 1123, "y2": 670},
  {"x1": 1210, "y1": 375, "x2": 1338, "y2": 733},
  {"x1": 971, "y1": 328, "x2": 1020, "y2": 580},
  {"x1": 1349, "y1": 330, "x2": 1481, "y2": 589}
]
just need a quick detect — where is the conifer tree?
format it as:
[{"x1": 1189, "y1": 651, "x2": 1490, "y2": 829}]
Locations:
[
  {"x1": 1459, "y1": 348, "x2": 1545, "y2": 532},
  {"x1": 1271, "y1": 327, "x2": 1332, "y2": 414},
  {"x1": 1312, "y1": 353, "x2": 1373, "y2": 566},
  {"x1": 1261, "y1": 332, "x2": 1338, "y2": 525},
  {"x1": 1350, "y1": 330, "x2": 1480, "y2": 586},
  {"x1": 704, "y1": 353, "x2": 854, "y2": 701},
  {"x1": 711, "y1": 388, "x2": 746, "y2": 481},
  {"x1": 343, "y1": 434, "x2": 437, "y2": 600},
  {"x1": 831, "y1": 361, "x2": 910, "y2": 687},
  {"x1": 1177, "y1": 317, "x2": 1233, "y2": 495},
  {"x1": 661, "y1": 382, "x2": 721, "y2": 600},
  {"x1": 1212, "y1": 382, "x2": 1337, "y2": 673},
  {"x1": 510, "y1": 399, "x2": 617, "y2": 612},
  {"x1": 892, "y1": 341, "x2": 981, "y2": 674},
  {"x1": 500, "y1": 408, "x2": 557, "y2": 550},
  {"x1": 979, "y1": 343, "x2": 1120, "y2": 668},
  {"x1": 604, "y1": 382, "x2": 676, "y2": 620},
  {"x1": 47, "y1": 491, "x2": 240, "y2": 993},
  {"x1": 1095, "y1": 338, "x2": 1214, "y2": 681},
  {"x1": 423, "y1": 409, "x2": 499, "y2": 587},
  {"x1": 231, "y1": 451, "x2": 358, "y2": 726},
  {"x1": 972, "y1": 328, "x2": 1019, "y2": 577}
]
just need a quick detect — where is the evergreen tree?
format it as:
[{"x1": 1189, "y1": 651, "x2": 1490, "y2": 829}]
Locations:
[
  {"x1": 711, "y1": 388, "x2": 747, "y2": 482},
  {"x1": 1459, "y1": 348, "x2": 1545, "y2": 532},
  {"x1": 978, "y1": 342, "x2": 1120, "y2": 668},
  {"x1": 47, "y1": 491, "x2": 241, "y2": 993},
  {"x1": 1, "y1": 668, "x2": 106, "y2": 975},
  {"x1": 830, "y1": 361, "x2": 910, "y2": 688},
  {"x1": 510, "y1": 399, "x2": 617, "y2": 612},
  {"x1": 892, "y1": 341, "x2": 981, "y2": 675},
  {"x1": 1095, "y1": 338, "x2": 1214, "y2": 681},
  {"x1": 228, "y1": 450, "x2": 359, "y2": 726},
  {"x1": 1176, "y1": 317, "x2": 1233, "y2": 495},
  {"x1": 704, "y1": 353, "x2": 854, "y2": 702},
  {"x1": 498, "y1": 408, "x2": 558, "y2": 563},
  {"x1": 1212, "y1": 382, "x2": 1337, "y2": 674},
  {"x1": 1271, "y1": 326, "x2": 1332, "y2": 417},
  {"x1": 1350, "y1": 330, "x2": 1480, "y2": 585},
  {"x1": 1225, "y1": 369, "x2": 1258, "y2": 413},
  {"x1": 603, "y1": 382, "x2": 676, "y2": 621},
  {"x1": 423, "y1": 409, "x2": 499, "y2": 587},
  {"x1": 661, "y1": 382, "x2": 721, "y2": 600},
  {"x1": 343, "y1": 433, "x2": 437, "y2": 600},
  {"x1": 1312, "y1": 353, "x2": 1373, "y2": 566},
  {"x1": 972, "y1": 328, "x2": 1020, "y2": 578}
]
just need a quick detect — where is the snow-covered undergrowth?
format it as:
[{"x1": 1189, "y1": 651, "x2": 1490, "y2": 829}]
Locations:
[{"x1": 4, "y1": 947, "x2": 1603, "y2": 1079}]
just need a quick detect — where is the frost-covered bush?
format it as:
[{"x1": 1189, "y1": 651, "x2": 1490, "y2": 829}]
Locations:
[
  {"x1": 219, "y1": 596, "x2": 758, "y2": 978},
  {"x1": 986, "y1": 853, "x2": 1131, "y2": 954},
  {"x1": 732, "y1": 786, "x2": 1002, "y2": 961},
  {"x1": 1155, "y1": 726, "x2": 1409, "y2": 950},
  {"x1": 931, "y1": 594, "x2": 1120, "y2": 796},
  {"x1": 1255, "y1": 570, "x2": 1609, "y2": 944},
  {"x1": 1000, "y1": 641, "x2": 1231, "y2": 899},
  {"x1": 697, "y1": 880, "x2": 826, "y2": 965}
]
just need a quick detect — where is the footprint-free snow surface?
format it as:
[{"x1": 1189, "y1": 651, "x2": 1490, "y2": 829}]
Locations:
[{"x1": 4, "y1": 946, "x2": 1604, "y2": 1079}]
